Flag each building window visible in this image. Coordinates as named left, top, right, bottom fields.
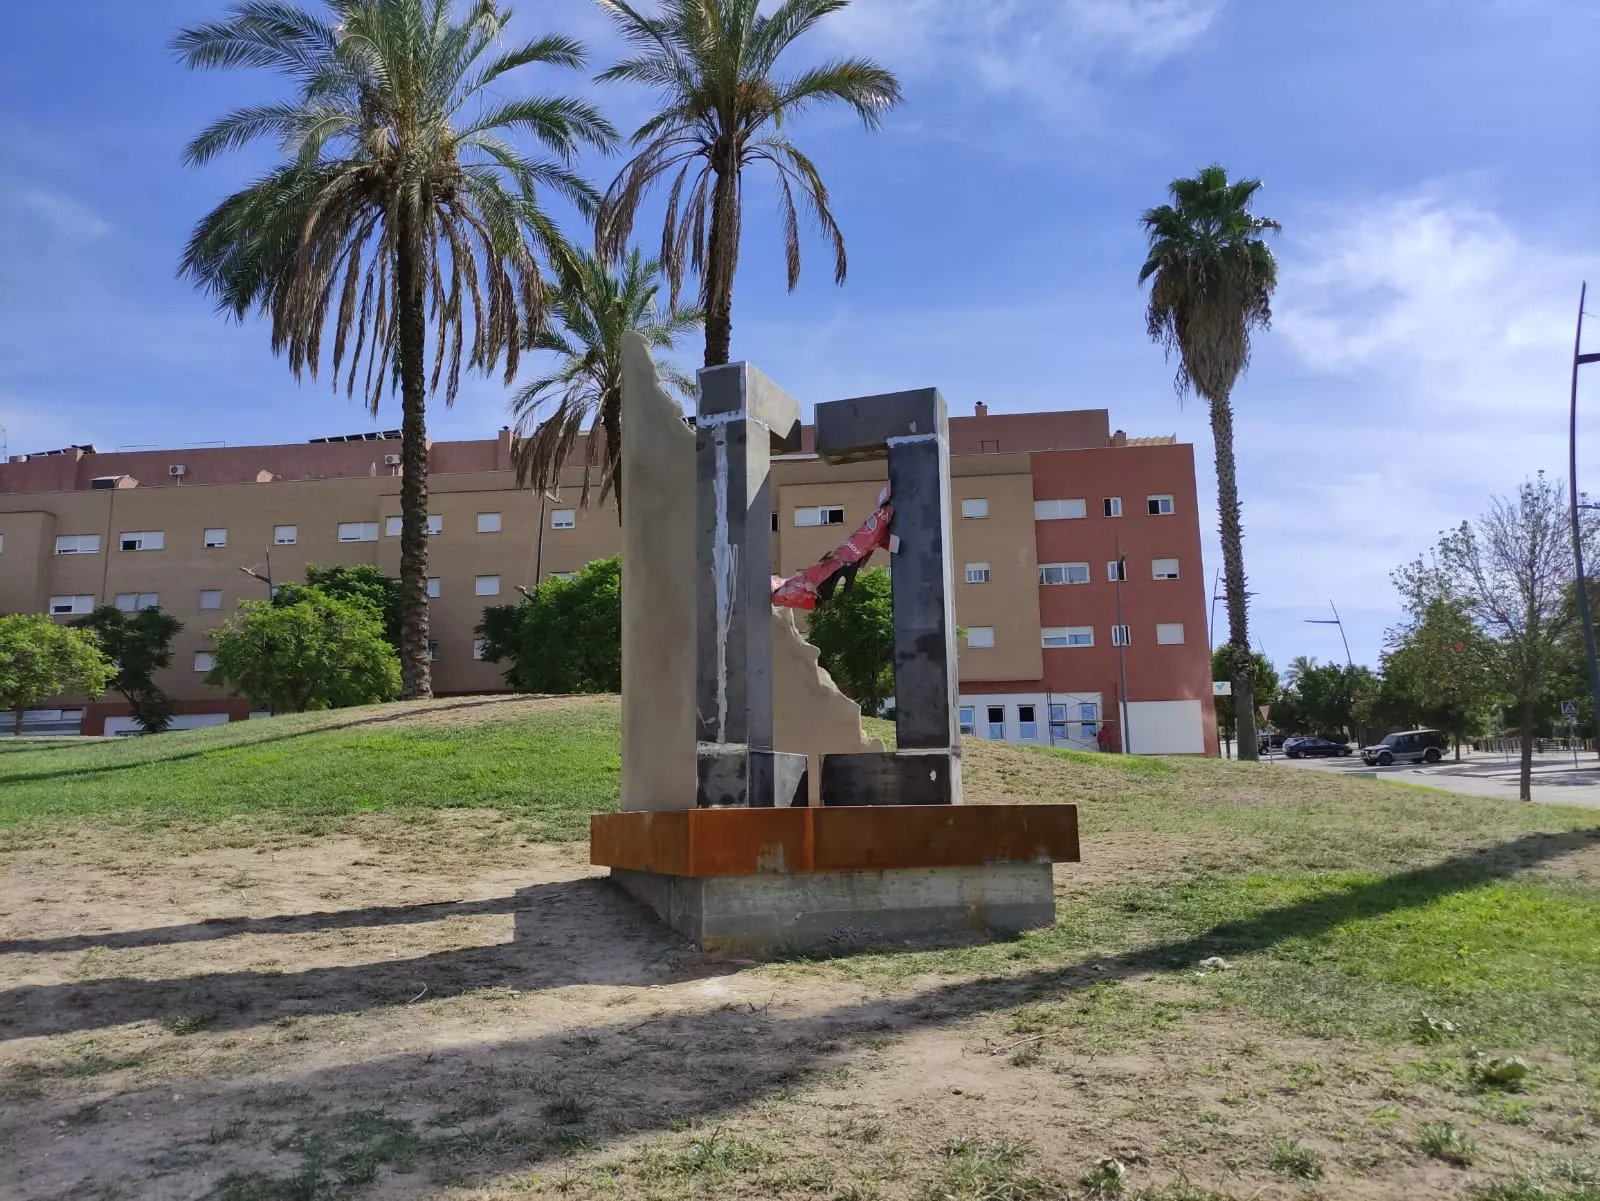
left=473, top=638, right=487, bottom=661
left=959, top=706, right=975, bottom=735
left=119, top=531, right=165, bottom=552
left=960, top=497, right=989, bottom=519
left=337, top=521, right=379, bottom=542
left=964, top=562, right=991, bottom=584
left=54, top=534, right=101, bottom=555
left=1039, top=562, right=1090, bottom=586
left=1034, top=498, right=1087, bottom=521
left=203, top=528, right=227, bottom=548
left=49, top=595, right=95, bottom=615
left=428, top=640, right=439, bottom=662
left=1107, top=559, right=1127, bottom=582
left=1156, top=622, right=1186, bottom=645
left=1112, top=624, right=1131, bottom=646
left=550, top=509, right=576, bottom=530
left=1153, top=558, right=1180, bottom=580
left=475, top=575, right=501, bottom=596
left=770, top=512, right=779, bottom=532
left=1018, top=704, right=1038, bottom=740
left=987, top=705, right=1005, bottom=739
left=1103, top=497, right=1122, bottom=517
left=114, top=592, right=160, bottom=612
left=966, top=626, right=995, bottom=648
left=1049, top=703, right=1069, bottom=742
left=426, top=577, right=441, bottom=598
left=1079, top=702, right=1100, bottom=742
left=274, top=525, right=298, bottom=545
left=477, top=512, right=502, bottom=533
left=199, top=589, right=223, bottom=611
left=428, top=514, right=443, bottom=535
left=194, top=652, right=215, bottom=672
left=1148, top=494, right=1175, bottom=515
left=384, top=516, right=401, bottom=537
left=0, top=534, right=4, bottom=554
left=979, top=438, right=1000, bottom=453
left=550, top=571, right=575, bottom=581
left=1042, top=626, right=1094, bottom=648
left=794, top=504, right=845, bottom=527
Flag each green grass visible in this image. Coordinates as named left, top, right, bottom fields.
left=0, top=698, right=619, bottom=838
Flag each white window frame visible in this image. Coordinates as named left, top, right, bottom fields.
left=964, top=562, right=991, bottom=584
left=1152, top=558, right=1181, bottom=580
left=203, top=528, right=227, bottom=549
left=960, top=497, right=989, bottom=520
left=476, top=512, right=502, bottom=534
left=1034, top=498, right=1087, bottom=521
left=1156, top=622, right=1186, bottom=645
left=337, top=521, right=379, bottom=543
left=427, top=640, right=439, bottom=662
left=1042, top=626, right=1094, bottom=648
left=550, top=509, right=576, bottom=530
left=1148, top=494, right=1175, bottom=516
left=427, top=514, right=443, bottom=535
left=472, top=638, right=487, bottom=661
left=474, top=574, right=501, bottom=597
left=1018, top=704, right=1038, bottom=741
left=384, top=516, right=401, bottom=537
left=114, top=592, right=160, bottom=612
left=194, top=652, right=215, bottom=672
left=1107, top=559, right=1127, bottom=582
left=118, top=531, right=165, bottom=552
left=426, top=577, right=441, bottom=598
left=273, top=525, right=298, bottom=546
left=49, top=595, right=95, bottom=615
left=958, top=706, right=976, bottom=735
left=793, top=504, right=845, bottom=527
left=966, top=626, right=995, bottom=648
left=199, top=589, right=223, bottom=611
left=986, top=705, right=1006, bottom=739
left=1039, top=562, right=1090, bottom=586
left=1112, top=624, right=1132, bottom=646
left=1103, top=497, right=1123, bottom=517
left=54, top=533, right=101, bottom=555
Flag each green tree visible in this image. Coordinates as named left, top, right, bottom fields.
left=174, top=0, right=615, bottom=701
left=477, top=557, right=621, bottom=692
left=1141, top=165, right=1280, bottom=760
left=0, top=616, right=115, bottom=736
left=509, top=248, right=701, bottom=512
left=805, top=567, right=894, bottom=716
left=69, top=606, right=184, bottom=734
left=1210, top=647, right=1277, bottom=754
left=594, top=0, right=901, bottom=367
left=274, top=564, right=400, bottom=648
left=1381, top=597, right=1499, bottom=758
left=208, top=592, right=400, bottom=713
left=1282, top=656, right=1381, bottom=744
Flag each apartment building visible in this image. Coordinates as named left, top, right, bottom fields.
left=0, top=404, right=1218, bottom=753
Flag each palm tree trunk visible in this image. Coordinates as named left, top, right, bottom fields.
left=395, top=191, right=432, bottom=700
left=703, top=158, right=738, bottom=368
left=1210, top=392, right=1258, bottom=760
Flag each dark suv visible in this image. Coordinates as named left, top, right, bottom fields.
left=1361, top=729, right=1449, bottom=766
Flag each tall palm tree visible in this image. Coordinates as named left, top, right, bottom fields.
left=592, top=0, right=901, bottom=367
left=1139, top=164, right=1280, bottom=761
left=173, top=0, right=616, bottom=698
left=509, top=247, right=702, bottom=512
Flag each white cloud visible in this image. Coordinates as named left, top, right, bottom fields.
left=14, top=188, right=111, bottom=241
left=821, top=0, right=1224, bottom=110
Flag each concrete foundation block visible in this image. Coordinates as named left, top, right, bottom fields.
left=611, top=862, right=1054, bottom=950
left=820, top=750, right=960, bottom=806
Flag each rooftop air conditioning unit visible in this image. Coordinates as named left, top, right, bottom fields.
left=384, top=454, right=401, bottom=466
left=168, top=464, right=187, bottom=477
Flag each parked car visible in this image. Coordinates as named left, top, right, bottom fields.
left=1285, top=736, right=1351, bottom=759
left=1361, top=729, right=1449, bottom=766
left=1253, top=731, right=1290, bottom=752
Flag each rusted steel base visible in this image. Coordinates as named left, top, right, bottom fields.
left=590, top=803, right=1079, bottom=878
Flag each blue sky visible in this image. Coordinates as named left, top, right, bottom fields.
left=1, top=0, right=1596, bottom=670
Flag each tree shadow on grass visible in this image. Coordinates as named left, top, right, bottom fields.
left=5, top=826, right=1597, bottom=1200
left=1, top=828, right=1595, bottom=1046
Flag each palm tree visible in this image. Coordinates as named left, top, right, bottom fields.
left=1139, top=164, right=1280, bottom=761
left=173, top=0, right=616, bottom=698
left=592, top=0, right=901, bottom=367
left=509, top=247, right=702, bottom=512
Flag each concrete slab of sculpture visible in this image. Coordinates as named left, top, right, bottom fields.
left=593, top=332, right=1079, bottom=949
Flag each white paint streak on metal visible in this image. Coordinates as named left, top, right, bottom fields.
left=711, top=426, right=735, bottom=742
left=885, top=433, right=939, bottom=446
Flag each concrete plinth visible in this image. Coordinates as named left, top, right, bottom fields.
left=611, top=862, right=1054, bottom=950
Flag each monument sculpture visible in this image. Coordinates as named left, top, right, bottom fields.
left=591, top=334, right=1079, bottom=948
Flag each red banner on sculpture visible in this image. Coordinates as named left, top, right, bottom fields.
left=771, top=486, right=894, bottom=610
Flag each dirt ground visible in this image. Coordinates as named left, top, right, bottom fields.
left=2, top=814, right=1591, bottom=1201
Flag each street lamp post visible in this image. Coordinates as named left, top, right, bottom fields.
left=1568, top=281, right=1600, bottom=755
left=1115, top=547, right=1131, bottom=754
left=1304, top=599, right=1353, bottom=668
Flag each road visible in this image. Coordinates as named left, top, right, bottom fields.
left=1263, top=747, right=1600, bottom=808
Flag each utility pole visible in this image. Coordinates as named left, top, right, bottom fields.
left=1568, top=281, right=1600, bottom=755
left=1115, top=545, right=1131, bottom=754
